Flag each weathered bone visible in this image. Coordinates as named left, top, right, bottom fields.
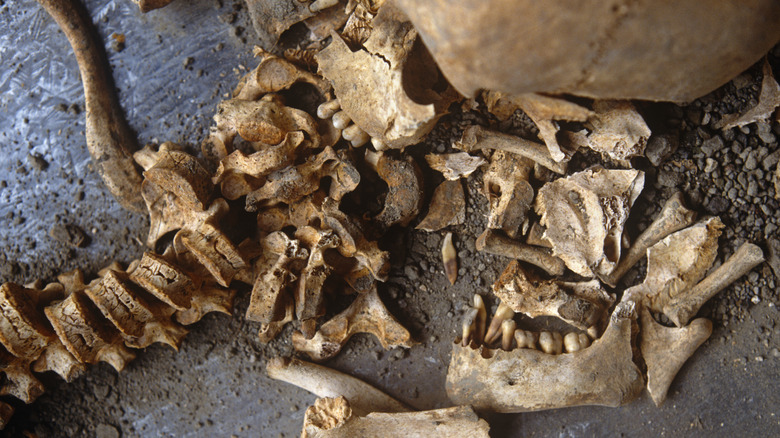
left=605, top=192, right=697, bottom=287
left=482, top=151, right=534, bottom=239
left=416, top=180, right=465, bottom=231
left=455, top=125, right=567, bottom=175
left=525, top=222, right=552, bottom=248
left=267, top=357, right=411, bottom=416
left=716, top=60, right=780, bottom=129
left=243, top=0, right=340, bottom=51
left=292, top=286, right=412, bottom=361
left=639, top=307, right=712, bottom=406
left=295, top=227, right=341, bottom=338
left=586, top=100, right=651, bottom=163
left=536, top=167, right=645, bottom=278
left=425, top=152, right=486, bottom=181
left=492, top=261, right=614, bottom=330
left=374, top=154, right=424, bottom=228
left=131, top=0, right=173, bottom=12
left=476, top=229, right=565, bottom=277
left=664, top=243, right=764, bottom=327
left=300, top=396, right=490, bottom=438
left=446, top=301, right=644, bottom=412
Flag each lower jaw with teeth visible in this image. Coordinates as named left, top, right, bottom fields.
left=446, top=301, right=644, bottom=413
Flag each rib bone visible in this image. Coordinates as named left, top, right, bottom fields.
left=476, top=229, right=565, bottom=277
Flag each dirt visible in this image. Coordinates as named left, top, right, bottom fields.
left=1, top=1, right=779, bottom=437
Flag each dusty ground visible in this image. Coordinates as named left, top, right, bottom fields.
left=1, top=1, right=779, bottom=437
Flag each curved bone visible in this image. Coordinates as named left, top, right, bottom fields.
left=300, top=396, right=490, bottom=438
left=446, top=301, right=644, bottom=412
left=267, top=357, right=411, bottom=416
left=425, top=152, right=486, bottom=181
left=292, top=286, right=412, bottom=361
left=455, top=126, right=567, bottom=175
left=586, top=100, right=651, bottom=163
left=476, top=229, right=565, bottom=277
left=416, top=180, right=465, bottom=232
left=536, top=167, right=645, bottom=278
left=374, top=154, right=424, bottom=228
left=639, top=307, right=712, bottom=406
left=482, top=151, right=534, bottom=239
left=36, top=0, right=145, bottom=212
left=492, top=261, right=614, bottom=330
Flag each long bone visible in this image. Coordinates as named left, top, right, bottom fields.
left=36, top=0, right=144, bottom=212
left=455, top=125, right=567, bottom=174
left=446, top=301, right=644, bottom=412
left=604, top=192, right=697, bottom=287
left=476, top=229, right=565, bottom=276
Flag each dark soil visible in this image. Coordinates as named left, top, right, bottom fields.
left=0, top=1, right=778, bottom=437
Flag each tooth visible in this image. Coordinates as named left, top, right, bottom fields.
left=539, top=331, right=554, bottom=354
left=342, top=123, right=363, bottom=142
left=552, top=332, right=563, bottom=354
left=317, top=99, right=341, bottom=119
left=484, top=302, right=515, bottom=345
left=350, top=130, right=371, bottom=148
left=587, top=325, right=599, bottom=340
left=332, top=110, right=352, bottom=129
left=578, top=333, right=591, bottom=349
left=309, top=0, right=339, bottom=13
left=442, top=232, right=458, bottom=285
left=513, top=330, right=530, bottom=349
left=563, top=332, right=581, bottom=353
left=461, top=307, right=479, bottom=347
left=473, top=295, right=487, bottom=344
left=501, top=320, right=516, bottom=351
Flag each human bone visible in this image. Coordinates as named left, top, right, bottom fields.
left=482, top=150, right=535, bottom=239
left=131, top=0, right=174, bottom=12
left=316, top=2, right=454, bottom=149
left=492, top=261, right=615, bottom=330
left=292, top=286, right=413, bottom=361
left=536, top=167, right=645, bottom=278
left=416, top=180, right=465, bottom=231
left=483, top=303, right=514, bottom=346
left=446, top=301, right=644, bottom=412
left=441, top=232, right=457, bottom=285
left=639, top=307, right=712, bottom=406
left=476, top=229, right=565, bottom=277
left=425, top=152, right=486, bottom=181
left=716, top=60, right=780, bottom=129
left=267, top=357, right=411, bottom=416
left=373, top=154, right=424, bottom=228
left=300, top=396, right=490, bottom=438
left=455, top=125, right=567, bottom=175
left=586, top=100, right=651, bottom=163
left=394, top=0, right=780, bottom=102
left=243, top=0, right=342, bottom=49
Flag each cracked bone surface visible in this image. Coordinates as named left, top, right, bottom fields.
left=416, top=180, right=465, bottom=231
left=292, top=285, right=413, bottom=361
left=455, top=125, right=567, bottom=174
left=482, top=150, right=535, bottom=239
left=243, top=0, right=342, bottom=49
left=639, top=307, right=712, bottom=406
left=300, top=396, right=490, bottom=438
left=586, top=100, right=651, bottom=163
left=395, top=0, right=780, bottom=102
left=267, top=357, right=410, bottom=416
left=493, top=261, right=614, bottom=330
left=536, top=167, right=645, bottom=278
left=447, top=301, right=644, bottom=412
left=316, top=1, right=454, bottom=149
left=605, top=191, right=697, bottom=287
left=476, top=229, right=565, bottom=277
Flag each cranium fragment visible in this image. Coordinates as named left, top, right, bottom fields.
left=492, top=261, right=615, bottom=330
left=536, top=167, right=645, bottom=278
left=292, top=285, right=413, bottom=361
left=447, top=301, right=644, bottom=412
left=395, top=0, right=780, bottom=102
left=482, top=151, right=534, bottom=239
left=300, top=396, right=490, bottom=438
left=244, top=0, right=343, bottom=49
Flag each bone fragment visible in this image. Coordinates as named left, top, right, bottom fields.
left=476, top=229, right=565, bottom=277
left=301, top=396, right=490, bottom=438
left=441, top=232, right=458, bottom=285
left=639, top=307, right=712, bottom=406
left=664, top=243, right=764, bottom=327
left=536, top=167, right=645, bottom=278
left=293, top=286, right=413, bottom=361
left=586, top=100, right=651, bottom=163
left=767, top=238, right=780, bottom=282
left=484, top=303, right=515, bottom=345
left=446, top=301, right=644, bottom=412
left=716, top=60, right=780, bottom=129
left=526, top=223, right=552, bottom=248
left=374, top=154, right=424, bottom=228
left=267, top=357, right=411, bottom=416
left=605, top=192, right=697, bottom=287
left=36, top=0, right=144, bottom=212
left=243, top=0, right=328, bottom=49
left=455, top=126, right=567, bottom=174
left=416, top=180, right=465, bottom=231
left=131, top=0, right=174, bottom=12
left=425, top=153, right=486, bottom=180
left=483, top=151, right=534, bottom=239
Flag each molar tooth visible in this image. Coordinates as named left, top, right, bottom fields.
left=484, top=302, right=515, bottom=345
left=587, top=325, right=599, bottom=340
left=332, top=111, right=352, bottom=129
left=552, top=332, right=563, bottom=354
left=317, top=99, right=341, bottom=119
left=578, top=333, right=591, bottom=349
left=473, top=295, right=487, bottom=345
left=461, top=308, right=479, bottom=347
left=501, top=320, right=516, bottom=351
left=563, top=332, right=581, bottom=353
left=513, top=330, right=530, bottom=349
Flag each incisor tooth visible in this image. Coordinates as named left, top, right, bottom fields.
left=501, top=320, right=516, bottom=351
left=563, top=332, right=581, bottom=353
left=484, top=302, right=515, bottom=345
